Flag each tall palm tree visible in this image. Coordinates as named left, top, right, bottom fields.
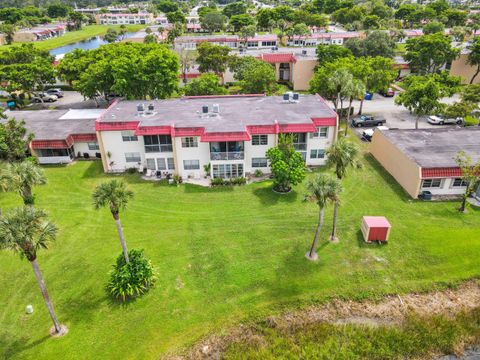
left=0, top=160, right=47, bottom=205
left=344, top=79, right=366, bottom=136
left=0, top=207, right=65, bottom=335
left=92, top=180, right=134, bottom=263
left=326, top=138, right=359, bottom=242
left=305, top=174, right=342, bottom=261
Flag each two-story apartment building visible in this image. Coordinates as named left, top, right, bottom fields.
left=96, top=94, right=338, bottom=179
left=95, top=12, right=154, bottom=25
left=286, top=32, right=361, bottom=47
left=174, top=34, right=278, bottom=50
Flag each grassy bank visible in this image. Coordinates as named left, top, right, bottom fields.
left=1, top=147, right=479, bottom=359
left=224, top=308, right=480, bottom=359
left=3, top=24, right=145, bottom=52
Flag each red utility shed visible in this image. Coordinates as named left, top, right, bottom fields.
left=361, top=216, right=391, bottom=243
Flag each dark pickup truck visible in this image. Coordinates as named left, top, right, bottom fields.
left=351, top=115, right=387, bottom=127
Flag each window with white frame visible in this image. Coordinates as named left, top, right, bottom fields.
left=311, top=127, right=329, bottom=138
left=181, top=137, right=198, bottom=148
left=157, top=158, right=166, bottom=170
left=121, top=131, right=138, bottom=142
left=125, top=152, right=141, bottom=163
left=422, top=179, right=443, bottom=188
left=144, top=135, right=173, bottom=153
left=183, top=160, right=200, bottom=170
left=167, top=157, right=175, bottom=170
left=252, top=157, right=268, bottom=168
left=452, top=178, right=468, bottom=187
left=88, top=142, right=99, bottom=150
left=212, top=163, right=243, bottom=178
left=252, top=134, right=268, bottom=145
left=146, top=158, right=156, bottom=170
left=310, top=149, right=325, bottom=159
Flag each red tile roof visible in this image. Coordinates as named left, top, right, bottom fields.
left=421, top=167, right=462, bottom=178
left=201, top=131, right=251, bottom=142
left=135, top=126, right=172, bottom=135
left=31, top=140, right=68, bottom=149
left=257, top=53, right=296, bottom=64
left=312, top=117, right=337, bottom=126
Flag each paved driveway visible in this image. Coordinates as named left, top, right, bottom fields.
left=53, top=91, right=110, bottom=109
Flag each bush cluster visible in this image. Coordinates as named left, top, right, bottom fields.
left=211, top=177, right=247, bottom=186
left=107, top=249, right=156, bottom=301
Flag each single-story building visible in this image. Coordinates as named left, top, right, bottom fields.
left=2, top=109, right=103, bottom=164
left=370, top=127, right=480, bottom=198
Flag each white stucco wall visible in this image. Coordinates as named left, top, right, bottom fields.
left=244, top=134, right=275, bottom=174
left=305, top=126, right=335, bottom=166
left=74, top=142, right=100, bottom=159
left=174, top=136, right=210, bottom=179
left=99, top=130, right=146, bottom=172
left=420, top=178, right=467, bottom=196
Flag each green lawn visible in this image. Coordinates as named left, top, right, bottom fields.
left=2, top=25, right=145, bottom=52
left=0, top=151, right=479, bottom=359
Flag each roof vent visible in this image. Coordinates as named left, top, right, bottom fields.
left=148, top=103, right=154, bottom=111
left=137, top=103, right=144, bottom=113
left=212, top=104, right=220, bottom=113
left=292, top=93, right=300, bottom=101
left=202, top=105, right=209, bottom=114
left=302, top=49, right=307, bottom=56
left=283, top=93, right=290, bottom=101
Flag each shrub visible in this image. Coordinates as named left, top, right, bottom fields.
left=126, top=167, right=137, bottom=174
left=211, top=177, right=226, bottom=186
left=172, top=174, right=183, bottom=184
left=107, top=249, right=156, bottom=301
left=230, top=177, right=247, bottom=185
left=211, top=177, right=247, bottom=186
left=464, top=115, right=480, bottom=127
left=254, top=169, right=264, bottom=177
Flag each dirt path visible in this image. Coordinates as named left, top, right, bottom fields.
left=171, top=280, right=480, bottom=359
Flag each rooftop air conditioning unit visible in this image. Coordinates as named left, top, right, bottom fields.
left=202, top=105, right=209, bottom=114
left=292, top=93, right=300, bottom=101
left=148, top=103, right=154, bottom=111
left=302, top=49, right=307, bottom=56
left=137, top=103, right=145, bottom=112
left=283, top=93, right=290, bottom=101
left=212, top=104, right=220, bottom=113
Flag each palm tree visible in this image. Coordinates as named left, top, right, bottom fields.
left=92, top=180, right=134, bottom=263
left=326, top=138, right=359, bottom=242
left=0, top=160, right=47, bottom=205
left=344, top=79, right=366, bottom=136
left=305, top=174, right=342, bottom=261
left=0, top=207, right=65, bottom=335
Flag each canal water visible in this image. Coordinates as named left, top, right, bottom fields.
left=49, top=32, right=135, bottom=56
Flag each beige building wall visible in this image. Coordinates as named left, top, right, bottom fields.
left=12, top=32, right=37, bottom=42
left=450, top=53, right=480, bottom=84
left=0, top=34, right=5, bottom=45
left=292, top=59, right=317, bottom=91
left=370, top=130, right=422, bottom=198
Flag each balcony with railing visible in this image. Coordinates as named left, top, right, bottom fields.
left=210, top=141, right=244, bottom=161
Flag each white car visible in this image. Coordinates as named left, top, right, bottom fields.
left=428, top=115, right=463, bottom=125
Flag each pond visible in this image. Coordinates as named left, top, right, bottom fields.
left=49, top=32, right=136, bottom=56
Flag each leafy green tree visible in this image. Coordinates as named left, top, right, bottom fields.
left=0, top=160, right=46, bottom=205
left=0, top=7, right=23, bottom=24
left=103, top=28, right=119, bottom=43
left=0, top=24, right=15, bottom=44
left=167, top=22, right=184, bottom=43
left=236, top=59, right=276, bottom=94
left=304, top=174, right=342, bottom=261
left=345, top=31, right=396, bottom=58
left=0, top=117, right=34, bottom=162
left=326, top=139, right=359, bottom=241
left=183, top=74, right=227, bottom=96
left=423, top=21, right=445, bottom=34
left=467, top=37, right=480, bottom=84
left=0, top=207, right=65, bottom=335
left=332, top=6, right=365, bottom=25
left=223, top=2, right=246, bottom=18
left=426, top=0, right=449, bottom=16
left=273, top=5, right=296, bottom=22
left=56, top=49, right=91, bottom=86
left=395, top=73, right=460, bottom=129
left=196, top=42, right=230, bottom=75
left=363, top=14, right=381, bottom=29
left=47, top=3, right=71, bottom=18
left=316, top=44, right=352, bottom=65
left=266, top=134, right=306, bottom=193
left=444, top=9, right=468, bottom=28
left=93, top=180, right=134, bottom=264
left=67, top=11, right=86, bottom=30
left=405, top=33, right=459, bottom=74
left=256, top=8, right=276, bottom=30
left=395, top=4, right=418, bottom=26
left=229, top=14, right=255, bottom=32
left=461, top=84, right=480, bottom=103
left=455, top=151, right=480, bottom=212
left=200, top=11, right=227, bottom=33
left=238, top=24, right=256, bottom=47
left=144, top=34, right=157, bottom=44
left=155, top=0, right=178, bottom=14
left=166, top=10, right=186, bottom=25
left=409, top=7, right=436, bottom=26
left=178, top=47, right=197, bottom=84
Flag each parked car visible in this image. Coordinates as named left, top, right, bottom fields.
left=32, top=93, right=58, bottom=103
left=352, top=115, right=387, bottom=127
left=379, top=88, right=395, bottom=97
left=427, top=115, right=463, bottom=125
left=46, top=88, right=64, bottom=98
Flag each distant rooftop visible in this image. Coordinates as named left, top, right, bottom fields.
left=99, top=95, right=337, bottom=133
left=3, top=109, right=102, bottom=140
left=379, top=128, right=480, bottom=168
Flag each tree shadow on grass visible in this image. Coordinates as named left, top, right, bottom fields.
left=252, top=186, right=299, bottom=206
left=80, top=160, right=107, bottom=179
left=1, top=333, right=51, bottom=359
left=363, top=154, right=413, bottom=203
left=60, top=289, right=109, bottom=322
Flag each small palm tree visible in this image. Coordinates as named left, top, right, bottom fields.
left=92, top=180, right=134, bottom=263
left=344, top=79, right=366, bottom=136
left=0, top=160, right=46, bottom=205
left=305, top=174, right=342, bottom=261
left=0, top=207, right=65, bottom=335
left=326, top=138, right=359, bottom=242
